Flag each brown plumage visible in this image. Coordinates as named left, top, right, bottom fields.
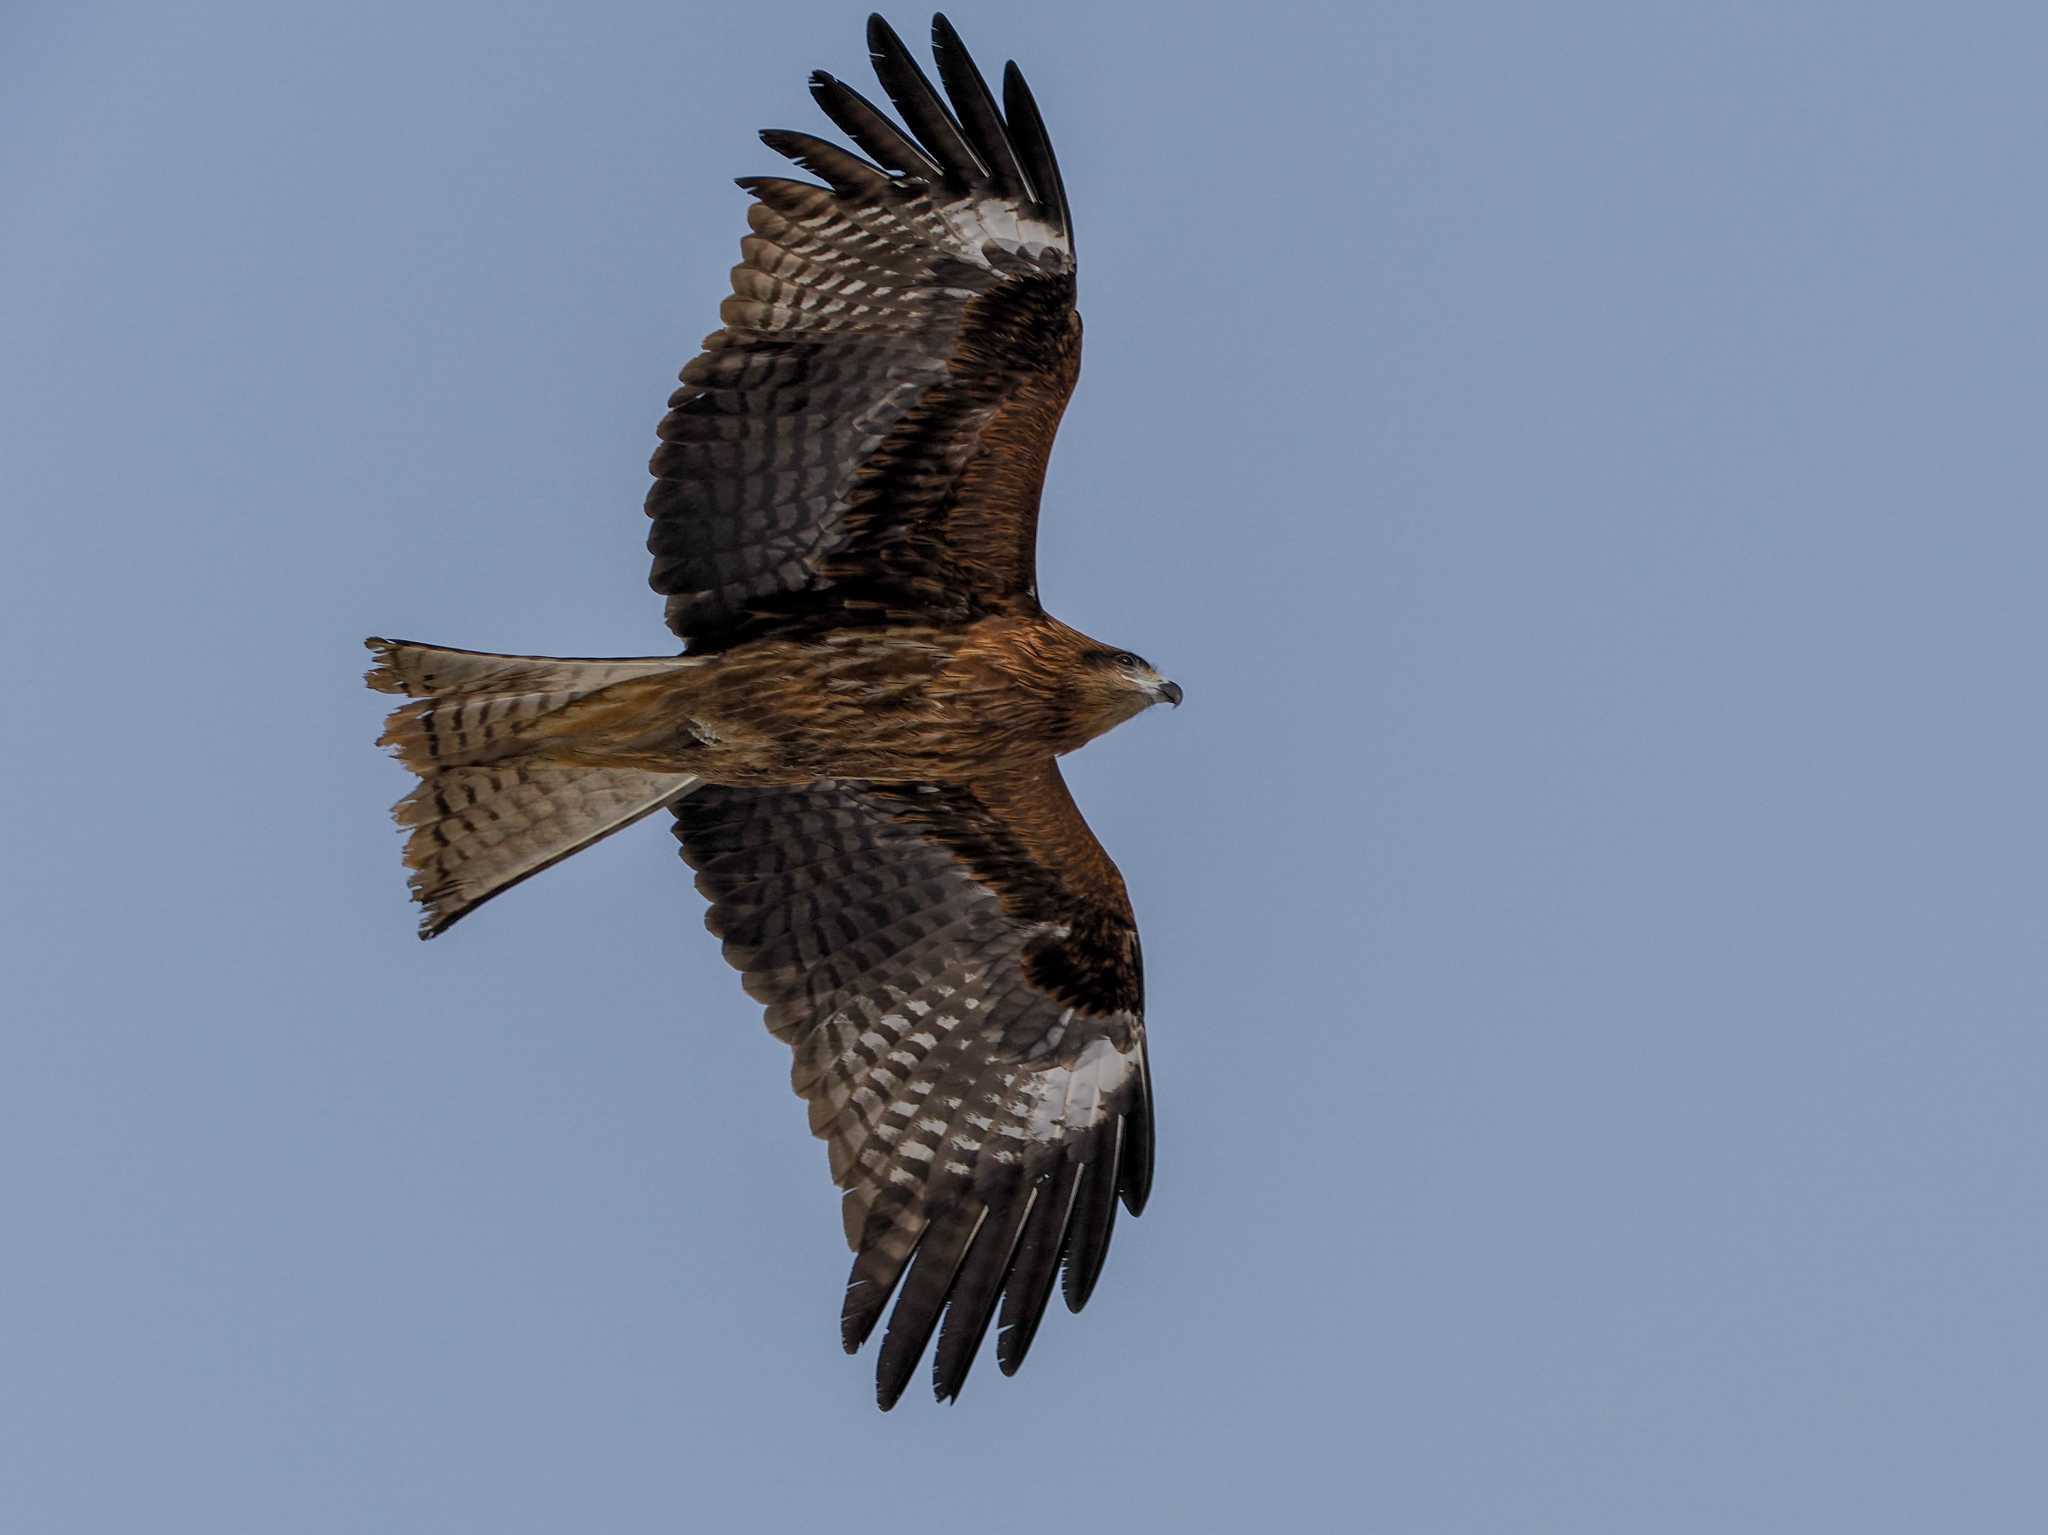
left=365, top=13, right=1178, bottom=1409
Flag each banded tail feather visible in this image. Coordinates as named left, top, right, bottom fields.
left=365, top=638, right=701, bottom=936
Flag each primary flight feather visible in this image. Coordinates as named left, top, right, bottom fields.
left=366, top=12, right=1179, bottom=1409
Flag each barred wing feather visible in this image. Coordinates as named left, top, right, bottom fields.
left=674, top=762, right=1152, bottom=1407
left=647, top=14, right=1081, bottom=653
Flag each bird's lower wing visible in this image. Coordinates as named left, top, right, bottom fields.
left=673, top=762, right=1152, bottom=1407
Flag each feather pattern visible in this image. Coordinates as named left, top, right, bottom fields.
left=674, top=762, right=1151, bottom=1406
left=646, top=14, right=1079, bottom=654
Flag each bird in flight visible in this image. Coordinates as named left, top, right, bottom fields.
left=366, top=13, right=1178, bottom=1408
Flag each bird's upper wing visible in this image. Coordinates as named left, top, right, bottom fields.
left=647, top=14, right=1081, bottom=654
left=673, top=761, right=1152, bottom=1407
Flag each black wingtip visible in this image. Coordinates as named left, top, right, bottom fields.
left=1120, top=1056, right=1156, bottom=1215
left=928, top=13, right=1028, bottom=198
left=1000, top=59, right=1072, bottom=239
left=809, top=61, right=942, bottom=180
left=841, top=1274, right=893, bottom=1355
left=862, top=10, right=983, bottom=185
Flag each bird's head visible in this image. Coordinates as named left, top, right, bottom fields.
left=1063, top=645, right=1182, bottom=745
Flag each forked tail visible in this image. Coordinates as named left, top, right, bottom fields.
left=365, top=638, right=701, bottom=936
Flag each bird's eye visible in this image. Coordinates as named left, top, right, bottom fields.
left=1114, top=651, right=1141, bottom=669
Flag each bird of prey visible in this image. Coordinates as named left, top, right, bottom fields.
left=365, top=13, right=1179, bottom=1408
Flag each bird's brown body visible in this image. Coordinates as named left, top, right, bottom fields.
left=367, top=15, right=1177, bottom=1409
left=532, top=615, right=1149, bottom=784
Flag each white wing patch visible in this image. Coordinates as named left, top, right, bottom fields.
left=1021, top=1035, right=1138, bottom=1140
left=934, top=193, right=1071, bottom=269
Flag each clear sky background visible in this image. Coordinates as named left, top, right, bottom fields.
left=6, top=2, right=2045, bottom=1529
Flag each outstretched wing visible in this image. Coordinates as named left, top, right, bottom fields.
left=647, top=14, right=1081, bottom=654
left=674, top=762, right=1152, bottom=1407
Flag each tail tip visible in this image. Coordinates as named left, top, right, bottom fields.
left=363, top=637, right=408, bottom=694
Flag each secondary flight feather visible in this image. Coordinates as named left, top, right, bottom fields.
left=366, top=12, right=1179, bottom=1408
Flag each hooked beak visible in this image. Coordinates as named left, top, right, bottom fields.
left=1155, top=680, right=1183, bottom=708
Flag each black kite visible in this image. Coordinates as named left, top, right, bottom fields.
left=366, top=13, right=1179, bottom=1408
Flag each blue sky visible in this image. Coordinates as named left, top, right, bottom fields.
left=6, top=2, right=2045, bottom=1529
